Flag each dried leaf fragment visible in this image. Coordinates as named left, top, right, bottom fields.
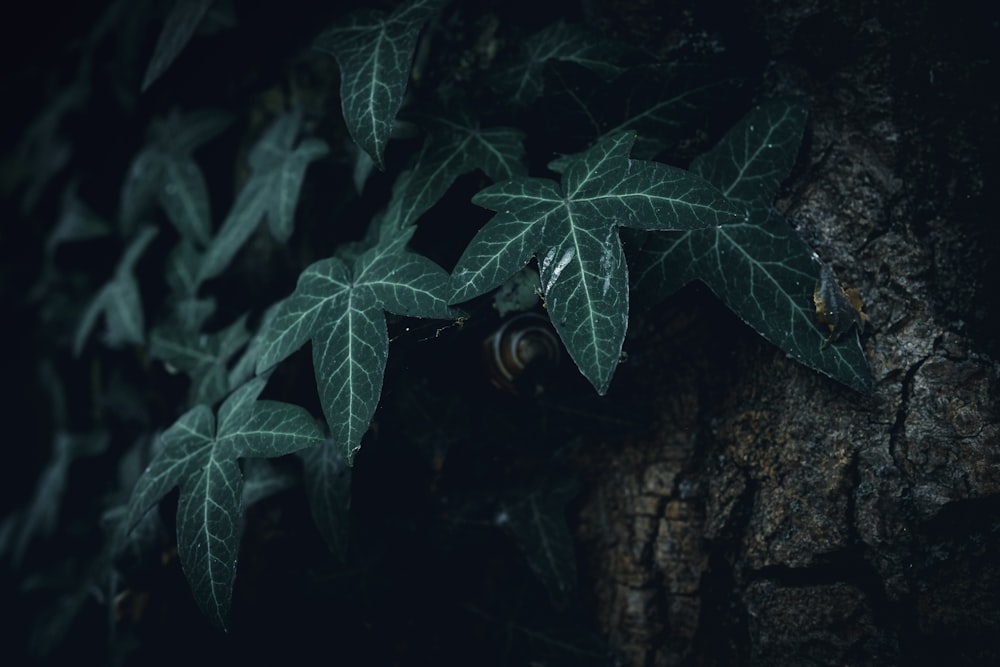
left=813, top=263, right=868, bottom=344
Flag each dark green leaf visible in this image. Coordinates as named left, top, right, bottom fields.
left=163, top=239, right=217, bottom=332
left=148, top=108, right=233, bottom=156
left=451, top=132, right=741, bottom=393
left=8, top=431, right=109, bottom=566
left=356, top=238, right=459, bottom=318
left=165, top=240, right=203, bottom=298
left=119, top=150, right=163, bottom=234
left=311, top=279, right=386, bottom=462
left=314, top=0, right=447, bottom=169
left=74, top=226, right=158, bottom=356
left=300, top=439, right=352, bottom=560
left=501, top=477, right=581, bottom=598
left=101, top=280, right=146, bottom=347
left=199, top=110, right=329, bottom=283
left=689, top=99, right=809, bottom=209
left=241, top=458, right=296, bottom=507
left=379, top=108, right=526, bottom=232
left=630, top=100, right=872, bottom=392
left=450, top=178, right=554, bottom=303
left=175, top=297, right=217, bottom=333
left=227, top=303, right=280, bottom=391
left=257, top=240, right=453, bottom=460
left=544, top=61, right=743, bottom=158
left=159, top=152, right=212, bottom=245
left=505, top=613, right=614, bottom=667
left=47, top=185, right=111, bottom=257
left=142, top=0, right=216, bottom=92
left=125, top=378, right=324, bottom=629
left=417, top=108, right=527, bottom=183
left=149, top=314, right=250, bottom=406
left=490, top=20, right=640, bottom=108
left=256, top=257, right=352, bottom=380
left=13, top=77, right=87, bottom=215
left=351, top=143, right=376, bottom=194
left=120, top=109, right=231, bottom=238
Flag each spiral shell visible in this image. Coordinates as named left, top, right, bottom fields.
left=483, top=312, right=561, bottom=395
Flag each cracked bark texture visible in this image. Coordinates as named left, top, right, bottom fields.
left=574, top=0, right=1000, bottom=665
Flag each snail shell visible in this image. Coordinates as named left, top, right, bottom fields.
left=483, top=312, right=561, bottom=395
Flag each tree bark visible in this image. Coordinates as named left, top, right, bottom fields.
left=573, top=1, right=1000, bottom=664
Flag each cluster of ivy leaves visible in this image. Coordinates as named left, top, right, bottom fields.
left=3, top=0, right=871, bottom=658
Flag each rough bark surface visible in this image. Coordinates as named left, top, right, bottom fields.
left=573, top=1, right=1000, bottom=664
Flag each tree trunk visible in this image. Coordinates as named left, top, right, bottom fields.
left=573, top=1, right=1000, bottom=664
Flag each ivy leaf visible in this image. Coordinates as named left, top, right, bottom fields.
left=8, top=430, right=109, bottom=566
left=314, top=0, right=447, bottom=169
left=300, top=439, right=352, bottom=560
left=74, top=226, right=158, bottom=356
left=120, top=109, right=232, bottom=242
left=415, top=107, right=527, bottom=183
left=12, top=77, right=87, bottom=215
left=690, top=100, right=808, bottom=209
left=46, top=185, right=111, bottom=258
left=490, top=20, right=640, bottom=109
left=240, top=458, right=296, bottom=508
left=165, top=239, right=203, bottom=298
left=2, top=364, right=109, bottom=565
left=544, top=61, right=743, bottom=158
left=630, top=100, right=872, bottom=392
left=149, top=314, right=251, bottom=406
left=141, top=0, right=216, bottom=92
left=159, top=154, right=213, bottom=245
left=227, top=303, right=280, bottom=392
left=163, top=240, right=216, bottom=332
left=149, top=108, right=234, bottom=155
left=256, top=239, right=454, bottom=461
left=450, top=131, right=741, bottom=394
left=351, top=142, right=377, bottom=194
left=199, top=110, right=329, bottom=283
left=120, top=150, right=162, bottom=233
left=500, top=477, right=581, bottom=599
left=124, top=378, right=324, bottom=629
left=394, top=109, right=527, bottom=230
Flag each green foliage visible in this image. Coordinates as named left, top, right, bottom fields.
left=121, top=109, right=232, bottom=241
left=2, top=362, right=109, bottom=567
left=141, top=0, right=216, bottom=93
left=299, top=438, right=352, bottom=560
left=499, top=476, right=582, bottom=598
left=543, top=61, right=742, bottom=159
left=451, top=131, right=742, bottom=393
left=314, top=0, right=449, bottom=169
left=73, top=226, right=159, bottom=355
left=125, top=378, right=324, bottom=628
left=490, top=20, right=638, bottom=108
left=199, top=109, right=329, bottom=282
left=629, top=100, right=872, bottom=392
left=7, top=0, right=873, bottom=658
left=400, top=106, right=528, bottom=222
left=255, top=232, right=454, bottom=461
left=149, top=312, right=251, bottom=406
